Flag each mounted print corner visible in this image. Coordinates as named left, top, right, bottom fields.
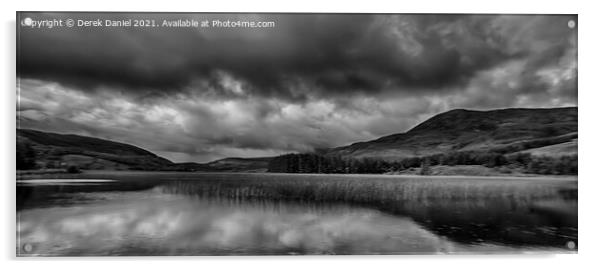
left=16, top=12, right=578, bottom=256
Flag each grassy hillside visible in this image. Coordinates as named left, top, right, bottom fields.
left=326, top=107, right=577, bottom=160
left=164, top=158, right=273, bottom=172
left=520, top=139, right=577, bottom=156
left=17, top=129, right=173, bottom=170
left=16, top=129, right=273, bottom=172
left=205, top=157, right=273, bottom=172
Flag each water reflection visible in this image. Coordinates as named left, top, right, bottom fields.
left=18, top=190, right=473, bottom=255
left=17, top=173, right=577, bottom=256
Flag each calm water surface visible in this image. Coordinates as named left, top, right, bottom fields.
left=16, top=172, right=578, bottom=256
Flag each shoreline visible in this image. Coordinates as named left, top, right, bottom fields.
left=16, top=169, right=578, bottom=182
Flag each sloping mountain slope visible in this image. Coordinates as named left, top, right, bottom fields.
left=326, top=107, right=577, bottom=160
left=205, top=157, right=273, bottom=172
left=17, top=129, right=173, bottom=170
left=17, top=129, right=273, bottom=171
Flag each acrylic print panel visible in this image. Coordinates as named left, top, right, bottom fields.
left=16, top=12, right=578, bottom=256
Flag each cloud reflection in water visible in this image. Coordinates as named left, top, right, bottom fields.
left=18, top=190, right=488, bottom=255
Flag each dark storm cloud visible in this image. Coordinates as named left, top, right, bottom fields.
left=18, top=13, right=575, bottom=101
left=17, top=13, right=577, bottom=162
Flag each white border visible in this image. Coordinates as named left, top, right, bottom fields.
left=2, top=0, right=601, bottom=268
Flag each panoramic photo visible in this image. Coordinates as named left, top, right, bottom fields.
left=16, top=12, right=577, bottom=256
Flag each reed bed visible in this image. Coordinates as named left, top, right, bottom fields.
left=155, top=174, right=576, bottom=206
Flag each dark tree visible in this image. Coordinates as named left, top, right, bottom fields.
left=16, top=141, right=36, bottom=170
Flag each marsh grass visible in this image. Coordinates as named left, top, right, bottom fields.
left=151, top=174, right=577, bottom=248
left=156, top=174, right=575, bottom=206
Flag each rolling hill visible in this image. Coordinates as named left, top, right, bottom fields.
left=325, top=107, right=577, bottom=160
left=17, top=129, right=273, bottom=171
left=17, top=129, right=174, bottom=170
left=205, top=157, right=273, bottom=172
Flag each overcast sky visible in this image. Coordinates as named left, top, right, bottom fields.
left=17, top=13, right=577, bottom=162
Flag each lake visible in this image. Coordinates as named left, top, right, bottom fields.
left=16, top=172, right=578, bottom=256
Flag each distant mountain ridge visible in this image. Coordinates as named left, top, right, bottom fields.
left=205, top=157, right=273, bottom=172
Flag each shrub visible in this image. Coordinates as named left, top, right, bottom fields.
left=66, top=165, right=81, bottom=174
left=16, top=142, right=36, bottom=170
left=419, top=159, right=432, bottom=175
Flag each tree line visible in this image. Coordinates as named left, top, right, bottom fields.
left=267, top=151, right=577, bottom=175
